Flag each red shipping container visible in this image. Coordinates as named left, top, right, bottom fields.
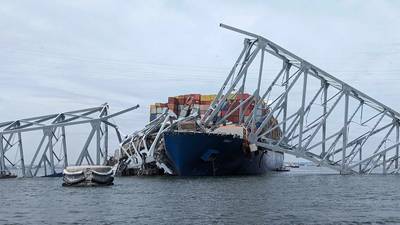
left=244, top=108, right=252, bottom=116
left=227, top=115, right=240, bottom=123
left=191, top=94, right=201, bottom=101
left=168, top=97, right=177, bottom=104
left=185, top=97, right=193, bottom=105
left=178, top=98, right=185, bottom=105
left=220, top=110, right=227, bottom=117
left=168, top=103, right=177, bottom=111
left=236, top=93, right=251, bottom=101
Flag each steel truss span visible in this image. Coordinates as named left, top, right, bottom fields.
left=201, top=24, right=400, bottom=174
left=0, top=103, right=139, bottom=177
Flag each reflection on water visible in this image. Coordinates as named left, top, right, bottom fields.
left=0, top=166, right=399, bottom=224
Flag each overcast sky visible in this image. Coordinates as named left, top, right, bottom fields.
left=1, top=1, right=400, bottom=162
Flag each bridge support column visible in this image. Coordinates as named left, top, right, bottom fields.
left=61, top=126, right=68, bottom=168
left=298, top=68, right=308, bottom=150
left=396, top=123, right=399, bottom=169
left=103, top=121, right=109, bottom=165
left=359, top=146, right=362, bottom=173
left=17, top=132, right=26, bottom=177
left=47, top=130, right=55, bottom=174
left=96, top=122, right=101, bottom=165
left=341, top=90, right=349, bottom=174
left=282, top=63, right=290, bottom=134
left=321, top=81, right=328, bottom=157
left=382, top=153, right=387, bottom=174
left=0, top=135, right=5, bottom=172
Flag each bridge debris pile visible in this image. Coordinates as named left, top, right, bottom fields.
left=116, top=93, right=282, bottom=176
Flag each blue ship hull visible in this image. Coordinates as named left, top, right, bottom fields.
left=163, top=131, right=284, bottom=176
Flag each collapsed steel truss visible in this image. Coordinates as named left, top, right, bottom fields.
left=0, top=103, right=138, bottom=177
left=201, top=24, right=400, bottom=174
left=119, top=110, right=200, bottom=174
left=119, top=24, right=400, bottom=175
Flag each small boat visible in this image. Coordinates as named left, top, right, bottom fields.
left=62, top=165, right=114, bottom=187
left=0, top=170, right=17, bottom=179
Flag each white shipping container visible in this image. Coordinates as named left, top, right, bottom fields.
left=212, top=125, right=244, bottom=138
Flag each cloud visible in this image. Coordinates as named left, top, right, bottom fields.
left=1, top=0, right=400, bottom=161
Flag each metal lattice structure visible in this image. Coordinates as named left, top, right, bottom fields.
left=119, top=110, right=200, bottom=174
left=201, top=24, right=400, bottom=174
left=117, top=24, right=400, bottom=175
left=0, top=103, right=139, bottom=177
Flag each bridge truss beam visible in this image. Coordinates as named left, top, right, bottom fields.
left=0, top=104, right=139, bottom=177
left=202, top=24, right=400, bottom=174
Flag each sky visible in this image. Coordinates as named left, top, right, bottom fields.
left=1, top=0, right=400, bottom=163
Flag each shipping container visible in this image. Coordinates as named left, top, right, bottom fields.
left=148, top=93, right=279, bottom=131
left=168, top=103, right=177, bottom=111
left=200, top=105, right=209, bottom=111
left=190, top=94, right=201, bottom=101
left=168, top=97, right=177, bottom=104
left=236, top=93, right=251, bottom=100
left=150, top=105, right=157, bottom=114
left=178, top=98, right=185, bottom=105
left=156, top=107, right=168, bottom=114
left=200, top=100, right=212, bottom=105
left=178, top=121, right=197, bottom=131
left=200, top=94, right=216, bottom=102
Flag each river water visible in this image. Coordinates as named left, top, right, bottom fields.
left=1, top=166, right=399, bottom=225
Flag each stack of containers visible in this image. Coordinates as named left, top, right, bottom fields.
left=167, top=97, right=178, bottom=115
left=151, top=93, right=256, bottom=123
left=220, top=93, right=253, bottom=123
left=150, top=104, right=157, bottom=121
left=200, top=94, right=216, bottom=117
left=150, top=94, right=205, bottom=121
left=189, top=94, right=201, bottom=115
left=150, top=94, right=273, bottom=128
left=149, top=103, right=169, bottom=121
left=149, top=93, right=282, bottom=139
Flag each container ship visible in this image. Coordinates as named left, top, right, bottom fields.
left=145, top=93, right=284, bottom=176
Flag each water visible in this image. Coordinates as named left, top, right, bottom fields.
left=1, top=167, right=400, bottom=225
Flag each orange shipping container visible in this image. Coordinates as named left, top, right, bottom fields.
left=200, top=100, right=212, bottom=105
